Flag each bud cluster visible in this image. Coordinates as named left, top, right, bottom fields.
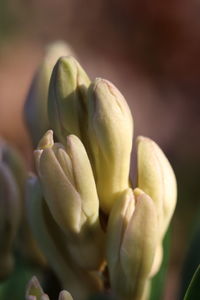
left=26, top=276, right=73, bottom=300
left=24, top=42, right=177, bottom=300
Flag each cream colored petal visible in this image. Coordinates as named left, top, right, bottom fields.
left=88, top=78, right=134, bottom=213
left=37, top=130, right=54, bottom=150
left=66, top=135, right=99, bottom=224
left=137, top=136, right=177, bottom=238
left=58, top=291, right=73, bottom=300
left=106, top=188, right=135, bottom=289
left=56, top=147, right=75, bottom=185
left=120, top=189, right=158, bottom=299
left=38, top=147, right=82, bottom=233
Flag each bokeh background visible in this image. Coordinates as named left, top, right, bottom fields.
left=0, top=1, right=200, bottom=299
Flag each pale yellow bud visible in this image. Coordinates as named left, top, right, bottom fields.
left=24, top=41, right=74, bottom=147
left=35, top=131, right=105, bottom=270
left=58, top=291, right=73, bottom=300
left=137, top=136, right=177, bottom=239
left=35, top=130, right=99, bottom=234
left=48, top=56, right=90, bottom=145
left=26, top=175, right=102, bottom=300
left=26, top=276, right=46, bottom=300
left=88, top=78, right=133, bottom=213
left=106, top=188, right=158, bottom=300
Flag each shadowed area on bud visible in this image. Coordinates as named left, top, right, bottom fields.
left=26, top=276, right=74, bottom=300
left=48, top=56, right=90, bottom=146
left=24, top=41, right=74, bottom=147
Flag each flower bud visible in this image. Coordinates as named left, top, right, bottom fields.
left=26, top=175, right=102, bottom=300
left=35, top=131, right=104, bottom=270
left=0, top=162, right=21, bottom=280
left=36, top=130, right=99, bottom=234
left=137, top=136, right=177, bottom=239
left=26, top=276, right=47, bottom=300
left=40, top=296, right=50, bottom=300
left=24, top=41, right=74, bottom=147
left=26, top=277, right=74, bottom=300
left=88, top=78, right=133, bottom=214
left=48, top=56, right=90, bottom=145
left=58, top=291, right=73, bottom=300
left=106, top=188, right=158, bottom=300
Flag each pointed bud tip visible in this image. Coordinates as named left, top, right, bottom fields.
left=136, top=135, right=152, bottom=144
left=26, top=276, right=44, bottom=298
left=57, top=55, right=77, bottom=67
left=37, top=130, right=54, bottom=150
left=66, top=134, right=79, bottom=143
left=27, top=275, right=41, bottom=288
left=26, top=296, right=36, bottom=300
left=66, top=134, right=82, bottom=152
left=91, top=77, right=132, bottom=119
left=59, top=290, right=73, bottom=300
left=55, top=56, right=82, bottom=79
left=41, top=294, right=50, bottom=300
left=93, top=78, right=117, bottom=93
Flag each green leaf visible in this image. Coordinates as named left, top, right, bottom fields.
left=178, top=209, right=200, bottom=299
left=183, top=264, right=200, bottom=300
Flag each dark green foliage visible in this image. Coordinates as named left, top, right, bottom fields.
left=0, top=253, right=41, bottom=300
left=183, top=265, right=200, bottom=300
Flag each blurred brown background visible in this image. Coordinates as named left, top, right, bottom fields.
left=0, top=1, right=200, bottom=299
